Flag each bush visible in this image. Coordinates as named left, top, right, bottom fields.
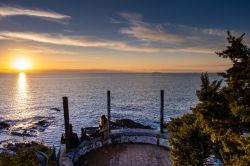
left=0, top=142, right=52, bottom=166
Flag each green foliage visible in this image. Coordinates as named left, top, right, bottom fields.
left=168, top=114, right=212, bottom=166
left=217, top=31, right=250, bottom=124
left=0, top=142, right=53, bottom=166
left=197, top=73, right=223, bottom=103
left=168, top=31, right=250, bottom=166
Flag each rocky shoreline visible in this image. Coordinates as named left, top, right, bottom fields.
left=0, top=117, right=54, bottom=138
left=1, top=117, right=158, bottom=149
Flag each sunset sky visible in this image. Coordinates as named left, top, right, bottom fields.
left=0, top=0, right=249, bottom=73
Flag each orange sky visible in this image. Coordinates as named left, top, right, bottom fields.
left=0, top=2, right=244, bottom=73
left=0, top=46, right=232, bottom=73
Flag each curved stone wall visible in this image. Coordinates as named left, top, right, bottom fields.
left=59, top=129, right=169, bottom=166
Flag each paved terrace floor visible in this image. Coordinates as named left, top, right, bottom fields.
left=75, top=143, right=172, bottom=166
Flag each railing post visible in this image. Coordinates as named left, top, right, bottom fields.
left=63, top=97, right=70, bottom=152
left=107, top=90, right=111, bottom=132
left=160, top=90, right=164, bottom=133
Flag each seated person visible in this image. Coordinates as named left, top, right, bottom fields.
left=99, top=114, right=109, bottom=140
left=90, top=113, right=109, bottom=140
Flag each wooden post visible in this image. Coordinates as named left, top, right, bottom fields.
left=107, top=90, right=111, bottom=132
left=160, top=90, right=164, bottom=133
left=63, top=97, right=70, bottom=152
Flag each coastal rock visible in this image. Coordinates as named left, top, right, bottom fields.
left=10, top=117, right=54, bottom=137
left=33, top=119, right=52, bottom=132
left=50, top=107, right=61, bottom=112
left=83, top=119, right=152, bottom=135
left=111, top=119, right=152, bottom=129
left=10, top=131, right=35, bottom=137
left=0, top=121, right=10, bottom=130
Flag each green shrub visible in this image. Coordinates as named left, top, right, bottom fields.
left=0, top=142, right=52, bottom=166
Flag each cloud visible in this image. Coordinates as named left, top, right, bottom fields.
left=0, top=31, right=131, bottom=50
left=119, top=12, right=185, bottom=44
left=0, top=6, right=70, bottom=21
left=0, top=31, right=143, bottom=52
left=114, top=12, right=250, bottom=53
left=0, top=9, right=243, bottom=55
left=163, top=22, right=244, bottom=38
left=117, top=13, right=243, bottom=43
left=0, top=35, right=6, bottom=39
left=8, top=46, right=77, bottom=55
left=0, top=9, right=230, bottom=54
left=0, top=31, right=214, bottom=54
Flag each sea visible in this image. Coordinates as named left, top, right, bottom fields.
left=0, top=73, right=220, bottom=147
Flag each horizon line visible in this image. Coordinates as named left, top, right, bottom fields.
left=0, top=68, right=223, bottom=74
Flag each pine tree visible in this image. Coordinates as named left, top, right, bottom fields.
left=216, top=31, right=250, bottom=124
left=168, top=32, right=250, bottom=165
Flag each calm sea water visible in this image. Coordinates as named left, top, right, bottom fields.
left=0, top=73, right=219, bottom=147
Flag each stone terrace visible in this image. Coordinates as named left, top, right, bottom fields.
left=75, top=143, right=172, bottom=166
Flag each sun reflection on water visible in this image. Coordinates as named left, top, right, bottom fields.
left=15, top=72, right=30, bottom=118
left=18, top=72, right=27, bottom=92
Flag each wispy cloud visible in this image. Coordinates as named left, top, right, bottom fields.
left=119, top=12, right=185, bottom=44
left=0, top=12, right=235, bottom=54
left=8, top=46, right=77, bottom=55
left=0, top=6, right=70, bottom=22
left=113, top=12, right=249, bottom=53
left=0, top=9, right=240, bottom=54
left=0, top=31, right=214, bottom=54
left=0, top=31, right=133, bottom=50
left=163, top=22, right=243, bottom=38
left=0, top=35, right=6, bottom=39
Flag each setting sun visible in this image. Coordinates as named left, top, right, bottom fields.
left=12, top=58, right=31, bottom=71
